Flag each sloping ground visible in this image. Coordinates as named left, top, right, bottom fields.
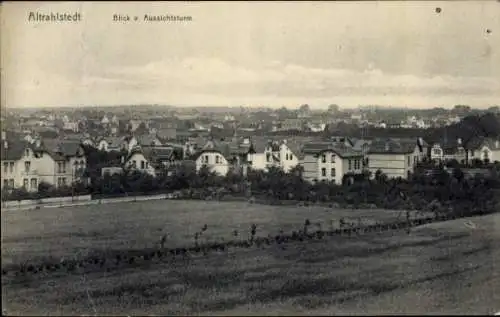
left=1, top=199, right=432, bottom=266
left=3, top=213, right=499, bottom=315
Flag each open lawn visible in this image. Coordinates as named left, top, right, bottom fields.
left=1, top=200, right=431, bottom=266
left=2, top=200, right=499, bottom=315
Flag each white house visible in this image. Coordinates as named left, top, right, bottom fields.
left=301, top=142, right=365, bottom=185
left=468, top=137, right=500, bottom=163
left=367, top=138, right=425, bottom=179
left=430, top=138, right=466, bottom=163
left=124, top=150, right=156, bottom=176
left=1, top=139, right=87, bottom=191
left=97, top=137, right=127, bottom=152
left=193, top=139, right=230, bottom=176
left=247, top=138, right=301, bottom=173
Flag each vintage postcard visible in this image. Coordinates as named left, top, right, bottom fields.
left=1, top=1, right=499, bottom=315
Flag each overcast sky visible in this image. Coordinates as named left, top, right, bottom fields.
left=2, top=1, right=499, bottom=109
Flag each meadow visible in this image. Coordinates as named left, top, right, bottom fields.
left=1, top=200, right=433, bottom=266
left=2, top=200, right=499, bottom=315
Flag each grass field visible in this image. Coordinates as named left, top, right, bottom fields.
left=2, top=200, right=499, bottom=315
left=1, top=200, right=432, bottom=266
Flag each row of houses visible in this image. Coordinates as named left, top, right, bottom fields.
left=2, top=132, right=500, bottom=192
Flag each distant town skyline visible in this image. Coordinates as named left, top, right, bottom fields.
left=2, top=1, right=499, bottom=109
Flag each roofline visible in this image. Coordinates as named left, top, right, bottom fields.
left=194, top=149, right=226, bottom=158
left=303, top=149, right=363, bottom=158
left=368, top=150, right=414, bottom=155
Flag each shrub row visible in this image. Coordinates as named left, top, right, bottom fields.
left=3, top=213, right=469, bottom=280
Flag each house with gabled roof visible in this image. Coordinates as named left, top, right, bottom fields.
left=39, top=139, right=88, bottom=187
left=1, top=140, right=42, bottom=191
left=301, top=141, right=365, bottom=184
left=193, top=138, right=231, bottom=176
left=429, top=138, right=466, bottom=163
left=123, top=147, right=156, bottom=177
left=1, top=138, right=87, bottom=191
left=96, top=136, right=127, bottom=152
left=247, top=137, right=303, bottom=173
left=466, top=137, right=500, bottom=163
left=367, top=138, right=425, bottom=179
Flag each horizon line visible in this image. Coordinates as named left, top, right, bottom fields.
left=4, top=103, right=499, bottom=111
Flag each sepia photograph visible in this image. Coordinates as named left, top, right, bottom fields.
left=1, top=1, right=500, bottom=315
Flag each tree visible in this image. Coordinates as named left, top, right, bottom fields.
left=299, top=104, right=310, bottom=115
left=327, top=104, right=339, bottom=114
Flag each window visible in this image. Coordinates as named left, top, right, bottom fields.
left=3, top=162, right=7, bottom=173
left=364, top=158, right=369, bottom=167
left=483, top=150, right=489, bottom=160
left=321, top=168, right=326, bottom=177
left=57, top=177, right=67, bottom=187
left=331, top=168, right=336, bottom=177
left=141, top=160, right=145, bottom=169
left=24, top=161, right=31, bottom=173
left=23, top=178, right=28, bottom=188
left=321, top=154, right=326, bottom=163
left=216, top=155, right=220, bottom=164
left=266, top=153, right=271, bottom=162
left=3, top=179, right=8, bottom=188
left=8, top=179, right=14, bottom=188
left=432, top=148, right=441, bottom=156
left=331, top=154, right=336, bottom=163
left=407, top=156, right=411, bottom=165
left=25, top=149, right=30, bottom=157
left=30, top=178, right=37, bottom=190
left=57, top=162, right=66, bottom=173
left=289, top=154, right=293, bottom=160
left=285, top=153, right=289, bottom=160
left=9, top=162, right=14, bottom=173
left=132, top=160, right=137, bottom=167
left=204, top=155, right=209, bottom=164
left=145, top=162, right=149, bottom=169
left=348, top=159, right=352, bottom=170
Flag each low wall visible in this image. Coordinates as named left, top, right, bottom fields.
left=98, top=194, right=167, bottom=204
left=2, top=195, right=92, bottom=208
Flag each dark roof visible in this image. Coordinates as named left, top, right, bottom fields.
left=40, top=139, right=85, bottom=159
left=368, top=139, right=417, bottom=155
left=103, top=137, right=125, bottom=146
left=156, top=128, right=177, bottom=141
left=302, top=142, right=363, bottom=158
left=1, top=141, right=34, bottom=161
left=136, top=134, right=162, bottom=146
left=142, top=147, right=183, bottom=168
